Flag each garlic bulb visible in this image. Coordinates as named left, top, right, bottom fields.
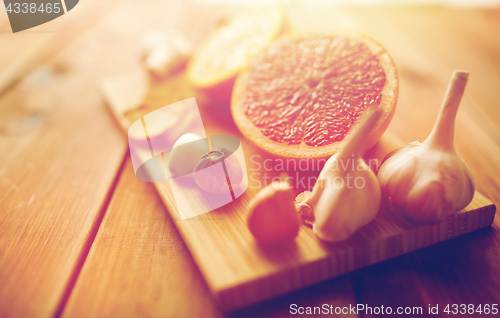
left=296, top=108, right=383, bottom=242
left=377, top=70, right=474, bottom=224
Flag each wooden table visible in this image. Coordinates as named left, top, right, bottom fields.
left=1, top=1, right=499, bottom=317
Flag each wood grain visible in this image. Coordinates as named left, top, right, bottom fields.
left=0, top=0, right=159, bottom=316
left=0, top=49, right=126, bottom=318
left=61, top=159, right=223, bottom=318
left=61, top=157, right=360, bottom=318
left=100, top=64, right=495, bottom=310
left=0, top=0, right=119, bottom=95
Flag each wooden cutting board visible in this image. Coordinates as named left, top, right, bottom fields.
left=100, top=70, right=496, bottom=312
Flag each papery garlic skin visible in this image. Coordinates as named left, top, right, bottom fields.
left=378, top=140, right=474, bottom=224
left=313, top=156, right=381, bottom=242
left=377, top=70, right=475, bottom=224
left=298, top=108, right=383, bottom=242
left=140, top=30, right=193, bottom=78
left=168, top=133, right=208, bottom=178
left=247, top=181, right=301, bottom=245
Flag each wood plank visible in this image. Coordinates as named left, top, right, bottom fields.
left=0, top=0, right=120, bottom=95
left=228, top=275, right=358, bottom=318
left=388, top=7, right=500, bottom=208
left=60, top=159, right=223, bottom=318
left=0, top=0, right=168, bottom=316
left=350, top=222, right=500, bottom=317
left=0, top=59, right=126, bottom=317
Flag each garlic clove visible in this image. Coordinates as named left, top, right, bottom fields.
left=313, top=160, right=381, bottom=242
left=247, top=181, right=301, bottom=245
left=298, top=108, right=384, bottom=242
left=140, top=30, right=193, bottom=79
left=377, top=70, right=475, bottom=224
left=168, top=133, right=209, bottom=178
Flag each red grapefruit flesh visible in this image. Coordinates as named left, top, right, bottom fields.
left=231, top=31, right=398, bottom=159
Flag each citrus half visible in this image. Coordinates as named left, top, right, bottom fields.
left=231, top=31, right=399, bottom=159
left=187, top=7, right=289, bottom=102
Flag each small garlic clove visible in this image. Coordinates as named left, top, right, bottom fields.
left=377, top=70, right=475, bottom=224
left=168, top=133, right=209, bottom=178
left=247, top=181, right=301, bottom=245
left=140, top=30, right=193, bottom=79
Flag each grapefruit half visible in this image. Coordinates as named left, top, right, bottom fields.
left=187, top=7, right=289, bottom=102
left=231, top=31, right=398, bottom=159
